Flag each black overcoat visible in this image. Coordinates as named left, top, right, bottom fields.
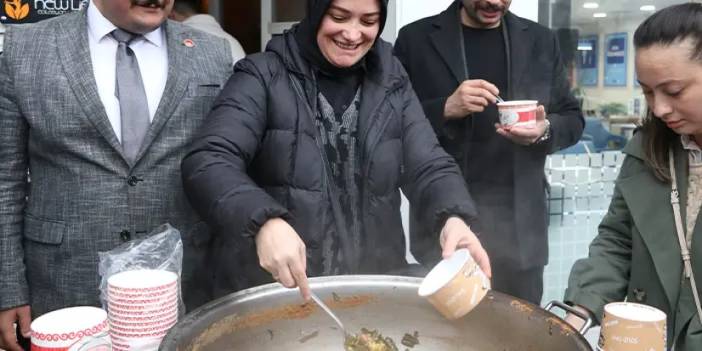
left=394, top=2, right=584, bottom=269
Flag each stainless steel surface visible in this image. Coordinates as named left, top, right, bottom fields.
left=309, top=291, right=350, bottom=339
left=161, top=275, right=592, bottom=351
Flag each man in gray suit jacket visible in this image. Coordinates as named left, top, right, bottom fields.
left=0, top=0, right=232, bottom=349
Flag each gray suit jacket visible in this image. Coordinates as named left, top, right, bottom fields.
left=0, top=11, right=233, bottom=316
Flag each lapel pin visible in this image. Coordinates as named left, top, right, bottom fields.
left=183, top=39, right=195, bottom=48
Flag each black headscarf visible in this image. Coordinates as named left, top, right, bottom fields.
left=294, top=0, right=388, bottom=75
left=294, top=0, right=388, bottom=117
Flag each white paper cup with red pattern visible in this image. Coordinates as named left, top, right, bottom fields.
left=110, top=335, right=163, bottom=351
left=107, top=270, right=178, bottom=293
left=497, top=100, right=538, bottom=128
left=417, top=249, right=491, bottom=320
left=30, top=306, right=110, bottom=351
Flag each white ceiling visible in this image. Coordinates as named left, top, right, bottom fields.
left=568, top=0, right=685, bottom=25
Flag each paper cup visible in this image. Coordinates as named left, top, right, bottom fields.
left=110, top=335, right=163, bottom=351
left=107, top=270, right=178, bottom=292
left=30, top=306, right=110, bottom=351
left=597, top=302, right=667, bottom=351
left=108, top=290, right=178, bottom=306
left=497, top=100, right=538, bottom=128
left=418, top=249, right=490, bottom=319
left=109, top=318, right=176, bottom=335
left=109, top=304, right=178, bottom=319
left=107, top=286, right=177, bottom=300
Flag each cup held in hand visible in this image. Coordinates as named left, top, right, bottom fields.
left=418, top=249, right=490, bottom=320
left=497, top=100, right=538, bottom=128
left=597, top=302, right=666, bottom=351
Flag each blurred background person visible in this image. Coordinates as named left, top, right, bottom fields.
left=565, top=3, right=702, bottom=349
left=170, top=0, right=245, bottom=64
left=394, top=0, right=583, bottom=304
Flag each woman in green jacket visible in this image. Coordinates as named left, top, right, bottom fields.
left=564, top=3, right=702, bottom=349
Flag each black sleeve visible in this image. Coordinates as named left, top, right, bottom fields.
left=542, top=30, right=584, bottom=153
left=396, top=69, right=477, bottom=235
left=394, top=27, right=465, bottom=141
left=181, top=58, right=290, bottom=240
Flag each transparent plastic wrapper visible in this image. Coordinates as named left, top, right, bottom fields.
left=98, top=223, right=184, bottom=316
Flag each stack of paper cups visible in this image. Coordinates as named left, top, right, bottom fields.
left=107, top=270, right=179, bottom=351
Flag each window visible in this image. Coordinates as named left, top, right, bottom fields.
left=541, top=0, right=686, bottom=307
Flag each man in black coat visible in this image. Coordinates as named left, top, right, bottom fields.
left=394, top=0, right=583, bottom=304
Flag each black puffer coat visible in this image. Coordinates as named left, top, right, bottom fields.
left=181, top=30, right=477, bottom=294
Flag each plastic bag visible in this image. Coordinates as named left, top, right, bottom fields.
left=98, top=223, right=184, bottom=316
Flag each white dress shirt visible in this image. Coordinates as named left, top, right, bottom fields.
left=87, top=0, right=168, bottom=143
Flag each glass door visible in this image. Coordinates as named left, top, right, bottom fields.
left=261, top=0, right=306, bottom=50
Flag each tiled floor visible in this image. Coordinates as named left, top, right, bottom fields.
left=542, top=151, right=624, bottom=305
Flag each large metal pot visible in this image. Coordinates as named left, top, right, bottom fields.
left=161, top=275, right=592, bottom=350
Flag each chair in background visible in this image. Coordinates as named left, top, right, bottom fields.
left=558, top=140, right=596, bottom=154
left=582, top=117, right=626, bottom=152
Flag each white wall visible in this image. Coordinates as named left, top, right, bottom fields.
left=397, top=0, right=455, bottom=28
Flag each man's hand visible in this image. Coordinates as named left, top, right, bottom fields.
left=0, top=305, right=31, bottom=351
left=439, top=216, right=492, bottom=278
left=444, top=79, right=499, bottom=119
left=255, top=218, right=311, bottom=301
left=495, top=105, right=548, bottom=145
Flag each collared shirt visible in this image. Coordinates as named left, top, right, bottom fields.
left=681, top=135, right=702, bottom=166
left=87, top=0, right=168, bottom=143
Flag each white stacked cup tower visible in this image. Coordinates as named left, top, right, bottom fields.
left=107, top=269, right=179, bottom=351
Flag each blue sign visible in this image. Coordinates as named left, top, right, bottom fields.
left=577, top=35, right=598, bottom=86
left=604, top=33, right=627, bottom=86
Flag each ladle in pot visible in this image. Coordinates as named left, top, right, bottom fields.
left=310, top=291, right=351, bottom=339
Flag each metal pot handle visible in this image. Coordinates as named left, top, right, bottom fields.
left=545, top=300, right=593, bottom=335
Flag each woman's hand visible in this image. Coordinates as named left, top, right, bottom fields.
left=255, top=218, right=311, bottom=301
left=439, top=216, right=492, bottom=278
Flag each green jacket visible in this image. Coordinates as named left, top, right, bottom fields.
left=565, top=132, right=702, bottom=350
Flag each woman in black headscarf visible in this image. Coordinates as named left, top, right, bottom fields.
left=182, top=0, right=491, bottom=300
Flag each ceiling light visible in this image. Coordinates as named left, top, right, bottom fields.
left=640, top=5, right=656, bottom=11
left=593, top=12, right=607, bottom=18
left=583, top=2, right=599, bottom=9
left=577, top=43, right=593, bottom=51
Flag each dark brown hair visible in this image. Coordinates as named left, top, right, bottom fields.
left=634, top=3, right=702, bottom=182
left=639, top=110, right=677, bottom=181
